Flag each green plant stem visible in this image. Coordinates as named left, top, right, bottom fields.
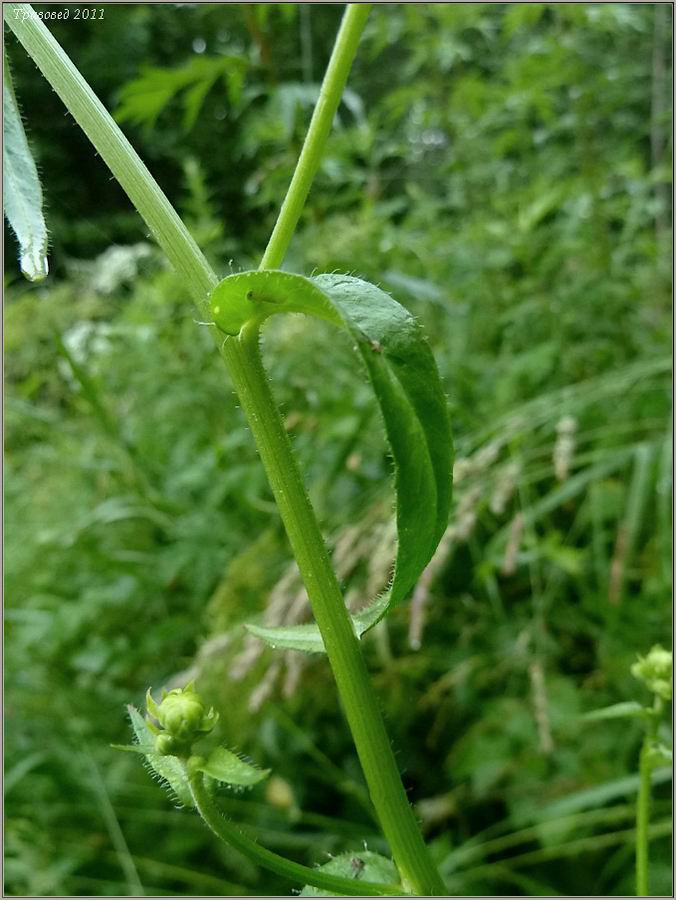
left=232, top=331, right=446, bottom=895
left=636, top=740, right=652, bottom=896
left=188, top=771, right=402, bottom=897
left=636, top=698, right=661, bottom=897
left=6, top=5, right=446, bottom=894
left=259, top=3, right=371, bottom=270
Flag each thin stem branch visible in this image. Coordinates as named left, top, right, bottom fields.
left=636, top=697, right=661, bottom=897
left=259, top=4, right=371, bottom=270
left=188, top=771, right=403, bottom=897
left=636, top=740, right=652, bottom=896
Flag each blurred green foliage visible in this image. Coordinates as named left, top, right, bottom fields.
left=5, top=3, right=672, bottom=896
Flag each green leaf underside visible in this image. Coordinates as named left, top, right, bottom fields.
left=3, top=51, right=48, bottom=281
left=196, top=746, right=270, bottom=787
left=210, top=271, right=453, bottom=653
left=126, top=706, right=194, bottom=807
left=299, top=851, right=401, bottom=897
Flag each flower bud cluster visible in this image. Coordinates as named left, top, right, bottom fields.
left=146, top=683, right=219, bottom=756
left=631, top=645, right=672, bottom=701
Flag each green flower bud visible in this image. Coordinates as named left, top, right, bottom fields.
left=145, top=683, right=219, bottom=756
left=159, top=692, right=207, bottom=738
left=631, top=645, right=672, bottom=701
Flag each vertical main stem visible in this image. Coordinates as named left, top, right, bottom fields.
left=636, top=698, right=661, bottom=898
left=635, top=739, right=651, bottom=897
left=225, top=334, right=445, bottom=895
left=253, top=7, right=444, bottom=890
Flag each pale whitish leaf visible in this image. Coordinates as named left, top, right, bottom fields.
left=126, top=706, right=194, bottom=807
left=210, top=271, right=453, bottom=653
left=194, top=746, right=270, bottom=787
left=3, top=51, right=48, bottom=281
left=299, top=851, right=400, bottom=897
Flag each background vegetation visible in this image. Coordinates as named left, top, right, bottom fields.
left=5, top=3, right=672, bottom=896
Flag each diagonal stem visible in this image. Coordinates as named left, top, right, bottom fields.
left=259, top=4, right=371, bottom=270
left=225, top=336, right=446, bottom=895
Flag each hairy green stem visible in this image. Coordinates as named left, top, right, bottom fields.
left=636, top=698, right=661, bottom=897
left=259, top=4, right=371, bottom=270
left=6, top=5, right=445, bottom=894
left=232, top=330, right=446, bottom=895
left=188, top=771, right=402, bottom=896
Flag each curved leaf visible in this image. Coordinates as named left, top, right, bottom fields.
left=210, top=270, right=453, bottom=652
left=3, top=51, right=48, bottom=281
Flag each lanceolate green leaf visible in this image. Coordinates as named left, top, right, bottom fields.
left=210, top=270, right=453, bottom=653
left=3, top=50, right=49, bottom=281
